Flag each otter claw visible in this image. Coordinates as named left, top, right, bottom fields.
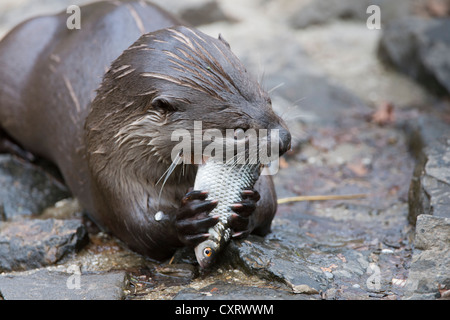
left=241, top=189, right=261, bottom=201
left=176, top=190, right=218, bottom=247
left=176, top=215, right=218, bottom=234
left=181, top=190, right=209, bottom=205
left=183, top=233, right=211, bottom=247
left=228, top=189, right=260, bottom=236
left=231, top=230, right=249, bottom=239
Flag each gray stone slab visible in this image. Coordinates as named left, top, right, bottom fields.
left=404, top=215, right=450, bottom=299
left=0, top=218, right=88, bottom=272
left=0, top=155, right=69, bottom=219
left=174, top=282, right=312, bottom=300
left=0, top=268, right=127, bottom=300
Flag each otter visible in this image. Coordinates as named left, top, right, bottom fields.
left=0, top=0, right=291, bottom=261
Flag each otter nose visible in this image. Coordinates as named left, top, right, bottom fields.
left=278, top=127, right=291, bottom=156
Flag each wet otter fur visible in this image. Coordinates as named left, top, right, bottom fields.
left=0, top=0, right=291, bottom=261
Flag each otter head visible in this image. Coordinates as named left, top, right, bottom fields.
left=85, top=26, right=290, bottom=225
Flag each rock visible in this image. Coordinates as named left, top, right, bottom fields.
left=291, top=284, right=319, bottom=295
left=291, top=19, right=430, bottom=109
left=404, top=214, right=450, bottom=299
left=415, top=215, right=450, bottom=251
left=286, top=0, right=419, bottom=29
left=151, top=0, right=230, bottom=26
left=0, top=268, right=127, bottom=300
left=419, top=139, right=450, bottom=218
left=224, top=224, right=329, bottom=295
left=379, top=16, right=450, bottom=95
left=0, top=218, right=88, bottom=272
left=40, top=198, right=83, bottom=220
left=221, top=207, right=412, bottom=299
left=228, top=237, right=327, bottom=295
left=408, top=138, right=450, bottom=225
left=0, top=155, right=70, bottom=220
left=174, top=281, right=309, bottom=300
left=153, top=263, right=197, bottom=286
left=403, top=108, right=450, bottom=157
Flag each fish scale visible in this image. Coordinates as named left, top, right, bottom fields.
left=193, top=159, right=260, bottom=268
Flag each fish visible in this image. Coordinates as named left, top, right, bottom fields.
left=193, top=159, right=261, bottom=269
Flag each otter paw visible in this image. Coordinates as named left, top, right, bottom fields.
left=176, top=190, right=219, bottom=247
left=229, top=189, right=260, bottom=239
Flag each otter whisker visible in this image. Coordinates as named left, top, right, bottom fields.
left=156, top=152, right=183, bottom=208
left=272, top=94, right=306, bottom=121
left=156, top=152, right=181, bottom=186
left=276, top=102, right=301, bottom=121
left=268, top=82, right=285, bottom=94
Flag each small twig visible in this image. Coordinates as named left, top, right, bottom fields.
left=277, top=194, right=367, bottom=204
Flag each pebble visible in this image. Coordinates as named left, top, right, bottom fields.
left=292, top=284, right=319, bottom=295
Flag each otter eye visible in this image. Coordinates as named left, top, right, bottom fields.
left=203, top=247, right=213, bottom=257
left=234, top=128, right=245, bottom=140
left=151, top=96, right=178, bottom=112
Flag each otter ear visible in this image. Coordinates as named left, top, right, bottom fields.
left=150, top=96, right=178, bottom=112
left=218, top=33, right=231, bottom=49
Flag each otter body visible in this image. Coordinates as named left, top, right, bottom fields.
left=0, top=1, right=177, bottom=219
left=0, top=1, right=290, bottom=261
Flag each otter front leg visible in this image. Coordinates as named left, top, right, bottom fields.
left=230, top=174, right=277, bottom=238
left=175, top=190, right=219, bottom=247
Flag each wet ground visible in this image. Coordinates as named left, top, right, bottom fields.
left=0, top=0, right=449, bottom=300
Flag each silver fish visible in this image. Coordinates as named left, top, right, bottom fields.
left=193, top=159, right=261, bottom=269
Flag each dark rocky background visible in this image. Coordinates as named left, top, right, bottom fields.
left=0, top=0, right=449, bottom=300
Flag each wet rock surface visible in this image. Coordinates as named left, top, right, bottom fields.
left=419, top=139, right=450, bottom=218
left=404, top=214, right=450, bottom=299
left=284, top=0, right=421, bottom=29
left=0, top=268, right=127, bottom=300
left=409, top=138, right=450, bottom=224
left=0, top=218, right=88, bottom=272
left=0, top=155, right=70, bottom=220
left=174, top=281, right=306, bottom=300
left=0, top=0, right=449, bottom=300
left=379, top=16, right=450, bottom=95
left=151, top=0, right=232, bottom=26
